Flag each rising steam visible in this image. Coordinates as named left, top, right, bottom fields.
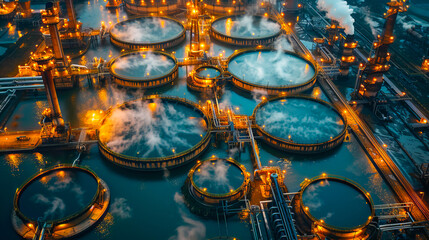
left=99, top=99, right=206, bottom=158
left=112, top=52, right=175, bottom=79
left=317, top=0, right=355, bottom=35
left=111, top=17, right=183, bottom=43
left=33, top=194, right=66, bottom=219
left=228, top=51, right=315, bottom=86
left=195, top=160, right=233, bottom=191
left=213, top=15, right=281, bottom=38
left=255, top=99, right=344, bottom=144
left=170, top=192, right=206, bottom=240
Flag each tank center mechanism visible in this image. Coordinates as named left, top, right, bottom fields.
left=98, top=96, right=211, bottom=170
left=31, top=48, right=71, bottom=143
left=12, top=165, right=110, bottom=239
left=187, top=65, right=224, bottom=95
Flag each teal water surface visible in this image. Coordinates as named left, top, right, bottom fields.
left=302, top=179, right=372, bottom=229
left=18, top=168, right=98, bottom=222
left=255, top=98, right=345, bottom=144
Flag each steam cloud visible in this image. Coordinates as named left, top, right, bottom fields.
left=110, top=198, right=132, bottom=219
left=317, top=0, right=355, bottom=35
left=228, top=51, right=315, bottom=86
left=43, top=172, right=85, bottom=205
left=99, top=99, right=206, bottom=158
left=170, top=192, right=206, bottom=240
left=274, top=35, right=294, bottom=52
left=112, top=52, right=175, bottom=79
left=213, top=15, right=281, bottom=38
left=111, top=17, right=183, bottom=43
left=33, top=194, right=66, bottom=219
left=195, top=160, right=234, bottom=192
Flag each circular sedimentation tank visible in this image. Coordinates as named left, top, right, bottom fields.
left=294, top=175, right=375, bottom=238
left=110, top=16, right=185, bottom=50
left=187, top=65, right=223, bottom=93
left=98, top=96, right=211, bottom=171
left=123, top=0, right=181, bottom=15
left=252, top=96, right=347, bottom=153
left=12, top=165, right=110, bottom=239
left=211, top=15, right=281, bottom=46
left=183, top=158, right=250, bottom=217
left=109, top=51, right=178, bottom=88
left=227, top=48, right=317, bottom=95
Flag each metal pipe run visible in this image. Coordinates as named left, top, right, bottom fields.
left=269, top=173, right=298, bottom=240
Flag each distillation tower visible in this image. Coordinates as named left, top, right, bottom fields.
left=339, top=35, right=357, bottom=76
left=355, top=0, right=408, bottom=98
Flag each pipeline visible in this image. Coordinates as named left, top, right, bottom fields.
left=268, top=173, right=298, bottom=240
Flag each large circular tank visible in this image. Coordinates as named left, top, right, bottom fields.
left=252, top=96, right=347, bottom=153
left=182, top=158, right=250, bottom=217
left=109, top=51, right=178, bottom=88
left=13, top=165, right=110, bottom=239
left=98, top=96, right=211, bottom=171
left=124, top=0, right=181, bottom=15
left=294, top=175, right=375, bottom=238
left=227, top=48, right=317, bottom=95
left=187, top=65, right=223, bottom=93
left=110, top=16, right=185, bottom=50
left=211, top=15, right=281, bottom=46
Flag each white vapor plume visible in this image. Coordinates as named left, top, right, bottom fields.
left=213, top=14, right=280, bottom=38
left=33, top=194, right=66, bottom=219
left=361, top=7, right=380, bottom=37
left=110, top=198, right=132, bottom=219
left=255, top=99, right=344, bottom=144
left=111, top=17, right=182, bottom=43
left=99, top=99, right=206, bottom=158
left=170, top=192, right=206, bottom=240
left=317, top=0, right=355, bottom=35
left=251, top=89, right=268, bottom=102
left=112, top=52, right=174, bottom=79
left=274, top=35, right=294, bottom=52
left=196, top=160, right=232, bottom=190
left=397, top=15, right=415, bottom=30
left=170, top=215, right=206, bottom=240
left=229, top=51, right=315, bottom=86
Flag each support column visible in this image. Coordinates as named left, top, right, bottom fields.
left=31, top=48, right=65, bottom=128
left=65, top=0, right=77, bottom=29
left=41, top=2, right=66, bottom=66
